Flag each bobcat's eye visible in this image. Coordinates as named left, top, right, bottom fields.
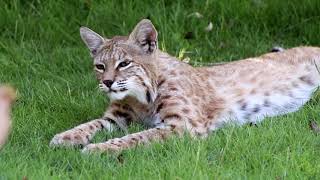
left=118, top=61, right=131, bottom=68
left=95, top=64, right=105, bottom=71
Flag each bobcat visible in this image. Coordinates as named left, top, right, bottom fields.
left=50, top=19, right=320, bottom=153
left=0, top=85, right=16, bottom=149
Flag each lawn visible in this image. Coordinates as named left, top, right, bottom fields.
left=1, top=0, right=320, bottom=179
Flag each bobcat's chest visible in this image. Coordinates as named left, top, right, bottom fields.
left=129, top=101, right=164, bottom=128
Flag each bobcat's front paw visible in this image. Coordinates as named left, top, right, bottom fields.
left=50, top=130, right=90, bottom=148
left=81, top=143, right=121, bottom=154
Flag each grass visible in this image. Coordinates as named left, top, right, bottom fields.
left=1, top=0, right=320, bottom=179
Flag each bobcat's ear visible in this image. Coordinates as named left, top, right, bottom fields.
left=129, top=19, right=158, bottom=54
left=80, top=27, right=105, bottom=56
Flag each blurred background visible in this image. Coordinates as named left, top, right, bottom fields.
left=1, top=0, right=320, bottom=63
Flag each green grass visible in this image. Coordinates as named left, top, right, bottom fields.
left=1, top=0, right=320, bottom=179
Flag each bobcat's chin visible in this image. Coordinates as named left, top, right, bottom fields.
left=108, top=88, right=150, bottom=105
left=109, top=91, right=127, bottom=101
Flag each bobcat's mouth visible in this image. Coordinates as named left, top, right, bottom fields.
left=110, top=88, right=128, bottom=93
left=99, top=84, right=127, bottom=93
left=98, top=79, right=153, bottom=104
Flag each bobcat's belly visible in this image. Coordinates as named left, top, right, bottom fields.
left=216, top=82, right=318, bottom=127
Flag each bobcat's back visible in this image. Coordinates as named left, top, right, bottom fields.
left=153, top=47, right=320, bottom=135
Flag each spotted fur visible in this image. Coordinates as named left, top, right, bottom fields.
left=50, top=19, right=320, bottom=153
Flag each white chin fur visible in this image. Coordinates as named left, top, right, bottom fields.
left=109, top=89, right=148, bottom=104
left=109, top=91, right=127, bottom=101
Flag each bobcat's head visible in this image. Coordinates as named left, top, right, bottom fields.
left=80, top=19, right=158, bottom=104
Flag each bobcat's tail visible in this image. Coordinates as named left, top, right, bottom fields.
left=270, top=46, right=285, bottom=53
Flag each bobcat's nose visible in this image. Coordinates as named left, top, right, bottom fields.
left=103, top=80, right=114, bottom=88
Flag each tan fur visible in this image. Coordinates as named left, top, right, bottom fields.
left=50, top=19, right=320, bottom=153
left=0, top=85, right=16, bottom=148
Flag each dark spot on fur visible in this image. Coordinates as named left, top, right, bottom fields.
left=167, top=102, right=179, bottom=107
left=74, top=135, right=81, bottom=140
left=161, top=95, right=171, bottom=100
left=91, top=49, right=97, bottom=55
left=112, top=111, right=130, bottom=118
left=169, top=87, right=178, bottom=91
left=157, top=79, right=166, bottom=87
left=110, top=142, right=120, bottom=146
left=105, top=117, right=116, bottom=124
left=250, top=89, right=257, bottom=94
left=179, top=96, right=188, bottom=104
left=156, top=103, right=164, bottom=113
left=112, top=103, right=121, bottom=108
left=97, top=121, right=105, bottom=129
left=89, top=125, right=94, bottom=130
left=146, top=90, right=151, bottom=103
left=159, top=132, right=167, bottom=140
left=123, top=105, right=133, bottom=111
left=182, top=108, right=190, bottom=113
left=299, top=75, right=314, bottom=86
left=170, top=124, right=177, bottom=129
left=244, top=113, right=251, bottom=120
left=163, top=113, right=181, bottom=120
left=120, top=88, right=128, bottom=92
left=62, top=135, right=71, bottom=140
left=264, top=92, right=270, bottom=96
left=237, top=99, right=244, bottom=104
left=240, top=102, right=247, bottom=111
left=190, top=121, right=198, bottom=127
left=126, top=117, right=132, bottom=123
left=137, top=75, right=146, bottom=87
left=169, top=71, right=177, bottom=76
left=253, top=105, right=260, bottom=113
left=193, top=98, right=200, bottom=104
left=263, top=99, right=271, bottom=107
